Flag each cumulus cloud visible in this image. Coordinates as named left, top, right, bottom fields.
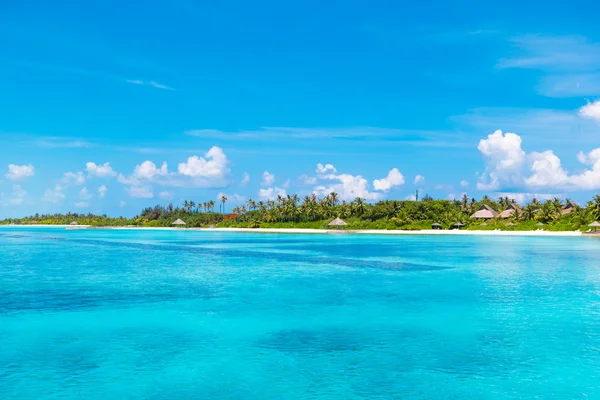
left=414, top=175, right=425, bottom=184
left=373, top=168, right=405, bottom=192
left=159, top=191, right=173, bottom=200
left=5, top=164, right=35, bottom=181
left=299, top=174, right=317, bottom=185
left=569, top=148, right=600, bottom=189
left=240, top=172, right=250, bottom=185
left=42, top=185, right=66, bottom=204
left=98, top=185, right=108, bottom=198
left=178, top=146, right=229, bottom=178
left=259, top=187, right=287, bottom=200
left=86, top=162, right=117, bottom=178
left=262, top=171, right=275, bottom=186
left=524, top=151, right=569, bottom=188
left=134, top=161, right=168, bottom=179
left=477, top=130, right=526, bottom=190
left=75, top=201, right=89, bottom=208
left=316, top=163, right=337, bottom=176
left=460, top=180, right=469, bottom=187
left=125, top=185, right=153, bottom=198
left=579, top=100, right=600, bottom=122
left=0, top=185, right=27, bottom=206
left=62, top=171, right=86, bottom=185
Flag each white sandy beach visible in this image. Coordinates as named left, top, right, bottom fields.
left=2, top=225, right=587, bottom=237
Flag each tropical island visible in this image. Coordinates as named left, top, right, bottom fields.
left=2, top=193, right=600, bottom=232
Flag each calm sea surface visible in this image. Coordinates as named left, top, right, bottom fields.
left=1, top=227, right=600, bottom=399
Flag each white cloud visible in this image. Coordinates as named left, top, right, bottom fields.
left=579, top=100, right=600, bottom=122
left=134, top=161, right=168, bottom=179
left=240, top=172, right=250, bottom=185
left=569, top=148, right=600, bottom=190
left=477, top=130, right=526, bottom=190
left=119, top=201, right=126, bottom=207
left=159, top=191, right=173, bottom=200
left=414, top=175, right=425, bottom=185
left=79, top=187, right=92, bottom=200
left=524, top=151, right=569, bottom=188
left=460, top=180, right=469, bottom=187
left=5, top=164, right=35, bottom=180
left=261, top=171, right=275, bottom=186
left=0, top=185, right=27, bottom=206
left=373, top=168, right=405, bottom=192
left=62, top=171, right=86, bottom=185
left=125, top=186, right=153, bottom=198
left=404, top=194, right=417, bottom=201
left=86, top=162, right=117, bottom=178
left=75, top=201, right=89, bottom=208
left=98, top=185, right=108, bottom=198
left=282, top=179, right=291, bottom=188
left=258, top=187, right=287, bottom=201
left=42, top=185, right=66, bottom=204
left=316, top=163, right=337, bottom=176
left=178, top=146, right=229, bottom=179
left=448, top=193, right=456, bottom=200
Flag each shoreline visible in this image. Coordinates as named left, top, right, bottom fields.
left=0, top=225, right=588, bottom=237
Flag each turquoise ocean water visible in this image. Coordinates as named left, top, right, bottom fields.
left=1, top=227, right=600, bottom=399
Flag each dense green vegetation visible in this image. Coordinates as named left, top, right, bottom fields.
left=2, top=193, right=600, bottom=231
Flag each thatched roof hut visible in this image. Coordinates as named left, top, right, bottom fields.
left=172, top=218, right=186, bottom=226
left=70, top=221, right=78, bottom=225
left=452, top=222, right=465, bottom=229
left=561, top=201, right=577, bottom=215
left=328, top=217, right=347, bottom=228
left=471, top=204, right=499, bottom=219
left=589, top=221, right=600, bottom=232
left=500, top=203, right=521, bottom=219
left=432, top=222, right=441, bottom=230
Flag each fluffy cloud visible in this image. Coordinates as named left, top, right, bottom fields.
left=98, top=185, right=108, bottom=198
left=579, top=100, right=600, bottom=122
left=42, top=185, right=66, bottom=204
left=460, top=180, right=470, bottom=187
left=373, top=168, right=405, bottom=192
left=86, top=162, right=117, bottom=178
left=316, top=163, right=337, bottom=176
left=134, top=161, right=168, bottom=179
left=259, top=187, right=287, bottom=200
left=0, top=185, right=27, bottom=206
left=178, top=146, right=229, bottom=178
left=159, top=191, right=173, bottom=200
left=5, top=164, right=35, bottom=181
left=524, top=151, right=569, bottom=188
left=414, top=175, right=425, bottom=184
left=477, top=130, right=526, bottom=190
left=75, top=201, right=89, bottom=208
left=262, top=171, right=275, bottom=186
left=299, top=174, right=317, bottom=185
left=62, top=171, right=86, bottom=185
left=240, top=172, right=250, bottom=186
left=476, top=127, right=600, bottom=191
left=125, top=186, right=153, bottom=198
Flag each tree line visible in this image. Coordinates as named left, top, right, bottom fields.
left=2, top=193, right=600, bottom=231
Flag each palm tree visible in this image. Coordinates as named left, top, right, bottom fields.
left=587, top=195, right=600, bottom=220
left=220, top=195, right=228, bottom=214
left=209, top=200, right=215, bottom=213
left=189, top=201, right=195, bottom=214
left=247, top=198, right=256, bottom=211
left=354, top=197, right=365, bottom=216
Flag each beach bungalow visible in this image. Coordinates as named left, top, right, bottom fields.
left=70, top=221, right=79, bottom=226
left=328, top=217, right=347, bottom=230
left=561, top=201, right=578, bottom=215
left=471, top=204, right=499, bottom=220
left=589, top=221, right=600, bottom=232
left=431, top=222, right=442, bottom=230
left=500, top=203, right=521, bottom=219
left=452, top=222, right=465, bottom=230
left=172, top=218, right=186, bottom=227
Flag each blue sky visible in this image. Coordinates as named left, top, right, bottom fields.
left=1, top=0, right=600, bottom=217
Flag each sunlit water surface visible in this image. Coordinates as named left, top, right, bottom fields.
left=1, top=227, right=600, bottom=399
